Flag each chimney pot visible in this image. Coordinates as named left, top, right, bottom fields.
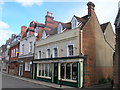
left=87, top=2, right=95, bottom=16
left=47, top=11, right=53, bottom=17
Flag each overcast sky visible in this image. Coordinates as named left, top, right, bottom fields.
left=0, top=0, right=119, bottom=46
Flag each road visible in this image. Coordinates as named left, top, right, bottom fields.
left=2, top=73, right=56, bottom=89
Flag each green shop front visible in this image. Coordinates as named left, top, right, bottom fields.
left=32, top=56, right=84, bottom=88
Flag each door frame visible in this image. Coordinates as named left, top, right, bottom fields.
left=18, top=64, right=23, bottom=76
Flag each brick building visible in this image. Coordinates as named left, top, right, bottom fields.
left=9, top=34, right=20, bottom=75
left=32, top=2, right=115, bottom=88
left=114, top=2, right=120, bottom=88
left=18, top=12, right=58, bottom=78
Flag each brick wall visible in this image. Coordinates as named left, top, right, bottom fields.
left=19, top=57, right=33, bottom=79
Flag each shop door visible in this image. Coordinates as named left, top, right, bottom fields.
left=54, top=63, right=58, bottom=84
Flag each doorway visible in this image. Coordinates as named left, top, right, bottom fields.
left=18, top=64, right=23, bottom=76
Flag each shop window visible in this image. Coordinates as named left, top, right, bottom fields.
left=49, top=64, right=52, bottom=77
left=66, top=63, right=70, bottom=79
left=42, top=64, right=44, bottom=76
left=37, top=63, right=52, bottom=78
left=45, top=64, right=48, bottom=76
left=60, top=62, right=77, bottom=81
left=39, top=64, right=41, bottom=76
left=72, top=63, right=77, bottom=80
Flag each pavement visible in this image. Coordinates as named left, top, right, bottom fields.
left=2, top=73, right=112, bottom=89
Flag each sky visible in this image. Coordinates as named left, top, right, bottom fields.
left=0, top=0, right=119, bottom=46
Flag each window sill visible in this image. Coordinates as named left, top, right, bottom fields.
left=25, top=70, right=31, bottom=72
left=37, top=76, right=51, bottom=79
left=61, top=79, right=77, bottom=83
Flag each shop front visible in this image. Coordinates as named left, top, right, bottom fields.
left=33, top=56, right=84, bottom=88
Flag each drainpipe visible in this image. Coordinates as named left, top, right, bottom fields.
left=80, top=29, right=83, bottom=55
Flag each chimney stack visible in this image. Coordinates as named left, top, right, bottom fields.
left=45, top=11, right=54, bottom=28
left=87, top=2, right=95, bottom=16
left=21, top=26, right=27, bottom=34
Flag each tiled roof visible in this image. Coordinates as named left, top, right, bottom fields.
left=60, top=22, right=71, bottom=29
left=100, top=22, right=110, bottom=33
left=74, top=15, right=89, bottom=29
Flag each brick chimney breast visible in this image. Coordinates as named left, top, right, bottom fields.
left=87, top=2, right=95, bottom=16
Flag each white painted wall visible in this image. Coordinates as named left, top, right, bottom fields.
left=19, top=35, right=36, bottom=58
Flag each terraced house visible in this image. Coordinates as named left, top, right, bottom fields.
left=18, top=12, right=58, bottom=78
left=32, top=2, right=115, bottom=88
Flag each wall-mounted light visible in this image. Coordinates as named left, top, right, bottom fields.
left=74, top=47, right=77, bottom=49
left=61, top=49, right=63, bottom=52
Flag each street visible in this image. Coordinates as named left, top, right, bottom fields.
left=2, top=73, right=56, bottom=89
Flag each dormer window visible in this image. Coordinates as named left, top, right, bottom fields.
left=57, top=23, right=63, bottom=33
left=71, top=17, right=78, bottom=29
left=41, top=31, right=47, bottom=39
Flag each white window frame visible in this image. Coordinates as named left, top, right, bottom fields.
left=60, top=62, right=77, bottom=82
left=53, top=47, right=58, bottom=58
left=46, top=48, right=50, bottom=58
left=25, top=62, right=30, bottom=71
left=16, top=48, right=18, bottom=57
left=67, top=43, right=74, bottom=56
left=29, top=42, right=33, bottom=53
left=71, top=17, right=78, bottom=29
left=37, top=63, right=52, bottom=79
left=57, top=23, right=63, bottom=33
left=41, top=31, right=47, bottom=39
left=22, top=44, right=24, bottom=55
left=38, top=50, right=42, bottom=59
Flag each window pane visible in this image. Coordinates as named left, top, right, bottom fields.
left=68, top=45, right=73, bottom=56
left=72, top=63, right=77, bottom=80
left=42, top=64, right=44, bottom=76
left=49, top=64, right=52, bottom=77
left=54, top=48, right=58, bottom=57
left=39, top=51, right=41, bottom=59
left=39, top=64, right=41, bottom=76
left=45, top=64, right=48, bottom=76
left=61, top=63, right=65, bottom=79
left=66, top=63, right=70, bottom=79
left=47, top=49, right=50, bottom=58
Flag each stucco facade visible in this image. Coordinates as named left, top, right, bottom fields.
left=19, top=35, right=36, bottom=78
left=35, top=28, right=80, bottom=59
